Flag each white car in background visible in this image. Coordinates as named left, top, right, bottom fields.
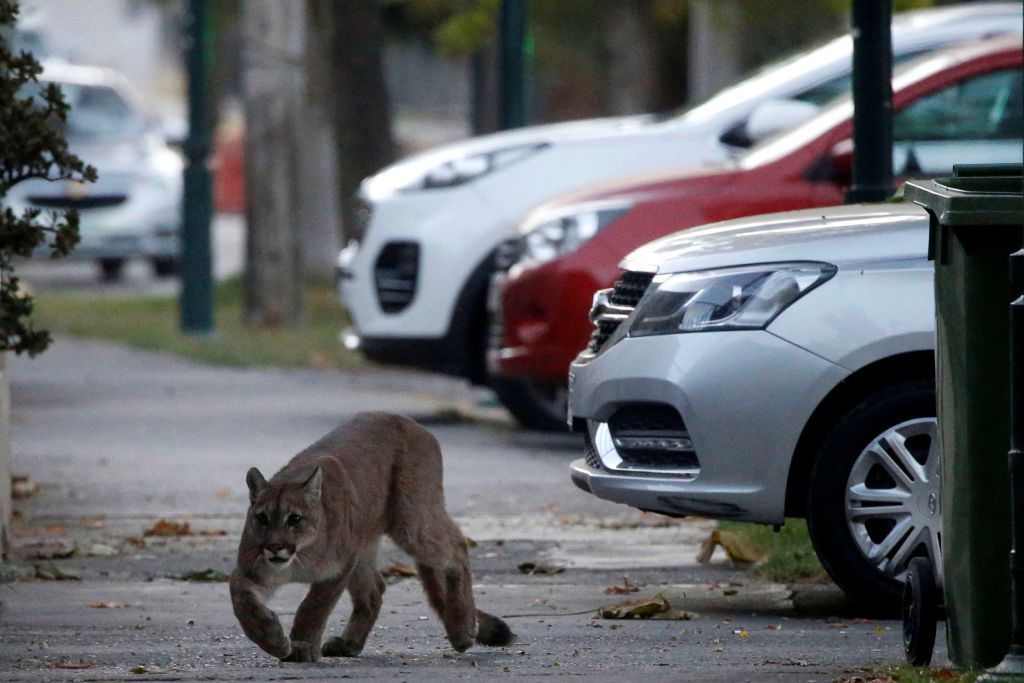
left=337, top=3, right=1021, bottom=420
left=7, top=61, right=183, bottom=281
left=568, top=201, right=940, bottom=608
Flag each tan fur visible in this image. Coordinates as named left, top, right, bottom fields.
left=229, top=412, right=515, bottom=662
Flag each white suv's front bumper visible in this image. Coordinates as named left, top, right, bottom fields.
left=568, top=330, right=848, bottom=524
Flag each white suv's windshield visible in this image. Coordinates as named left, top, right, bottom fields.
left=21, top=81, right=147, bottom=142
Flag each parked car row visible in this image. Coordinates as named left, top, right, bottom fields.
left=6, top=60, right=183, bottom=281
left=338, top=3, right=1024, bottom=607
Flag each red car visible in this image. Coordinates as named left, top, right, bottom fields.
left=488, top=38, right=1024, bottom=430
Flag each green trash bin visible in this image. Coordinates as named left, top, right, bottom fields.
left=904, top=164, right=1024, bottom=668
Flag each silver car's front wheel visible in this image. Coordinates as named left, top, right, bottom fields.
left=845, top=418, right=941, bottom=585
left=806, top=379, right=937, bottom=610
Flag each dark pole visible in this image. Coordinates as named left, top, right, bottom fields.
left=844, top=0, right=893, bottom=204
left=180, top=0, right=214, bottom=334
left=981, top=247, right=1024, bottom=681
left=499, top=0, right=526, bottom=130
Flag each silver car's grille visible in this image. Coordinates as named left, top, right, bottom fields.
left=608, top=404, right=699, bottom=470
left=586, top=270, right=654, bottom=354
left=28, top=194, right=128, bottom=210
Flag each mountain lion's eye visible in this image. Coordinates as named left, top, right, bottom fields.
left=287, top=514, right=302, bottom=527
left=255, top=513, right=269, bottom=526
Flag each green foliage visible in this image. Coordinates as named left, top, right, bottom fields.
left=0, top=0, right=95, bottom=355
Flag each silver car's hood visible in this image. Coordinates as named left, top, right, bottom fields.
left=622, top=202, right=931, bottom=274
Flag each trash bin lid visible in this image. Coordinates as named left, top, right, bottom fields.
left=904, top=164, right=1023, bottom=227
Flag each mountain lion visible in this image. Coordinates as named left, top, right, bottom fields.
left=229, top=412, right=515, bottom=661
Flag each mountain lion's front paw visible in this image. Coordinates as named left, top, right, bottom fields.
left=281, top=640, right=319, bottom=663
left=321, top=636, right=363, bottom=657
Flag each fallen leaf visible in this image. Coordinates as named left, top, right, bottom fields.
left=381, top=561, right=418, bottom=578
left=50, top=661, right=92, bottom=670
left=124, top=537, right=147, bottom=549
left=12, top=475, right=38, bottom=500
left=168, top=568, right=229, bottom=583
left=597, top=593, right=698, bottom=620
left=143, top=520, right=191, bottom=537
left=696, top=530, right=766, bottom=565
left=130, top=665, right=180, bottom=675
left=517, top=561, right=565, bottom=576
left=11, top=509, right=24, bottom=522
left=87, top=602, right=132, bottom=609
left=88, top=543, right=119, bottom=557
left=604, top=577, right=640, bottom=595
left=735, top=629, right=750, bottom=638
left=196, top=529, right=227, bottom=537
left=41, top=524, right=67, bottom=536
left=29, top=541, right=77, bottom=560
left=764, top=624, right=782, bottom=631
left=34, top=563, right=81, bottom=581
left=214, top=489, right=231, bottom=501
left=874, top=625, right=885, bottom=636
left=722, top=588, right=739, bottom=596
left=465, top=537, right=478, bottom=549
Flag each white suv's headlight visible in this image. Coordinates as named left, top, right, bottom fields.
left=518, top=200, right=633, bottom=266
left=419, top=143, right=549, bottom=190
left=630, top=262, right=836, bottom=336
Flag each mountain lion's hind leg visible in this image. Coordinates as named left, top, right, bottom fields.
left=322, top=549, right=385, bottom=657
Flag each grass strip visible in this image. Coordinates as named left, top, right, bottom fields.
left=33, top=277, right=366, bottom=370
left=717, top=518, right=829, bottom=584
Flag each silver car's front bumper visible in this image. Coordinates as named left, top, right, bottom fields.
left=568, top=330, right=849, bottom=524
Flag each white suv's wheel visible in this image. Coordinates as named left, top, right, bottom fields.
left=807, top=380, right=938, bottom=611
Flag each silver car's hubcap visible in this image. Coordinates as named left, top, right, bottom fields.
left=845, top=417, right=941, bottom=584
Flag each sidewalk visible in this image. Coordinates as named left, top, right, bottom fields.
left=0, top=338, right=941, bottom=680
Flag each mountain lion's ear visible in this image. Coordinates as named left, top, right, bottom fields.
left=246, top=467, right=268, bottom=504
left=302, top=465, right=323, bottom=500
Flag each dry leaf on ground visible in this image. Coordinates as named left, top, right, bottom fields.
left=695, top=530, right=767, bottom=565
left=603, top=577, right=640, bottom=595
left=87, top=602, right=132, bottom=609
left=88, top=543, right=119, bottom=557
left=168, top=568, right=229, bottom=582
left=597, top=593, right=698, bottom=620
left=196, top=529, right=227, bottom=537
left=50, top=661, right=93, bottom=670
left=34, top=563, right=81, bottom=581
left=12, top=475, right=39, bottom=500
left=124, top=537, right=147, bottom=549
left=517, top=561, right=565, bottom=575
left=381, top=561, right=418, bottom=578
left=144, top=520, right=191, bottom=537
left=29, top=541, right=77, bottom=560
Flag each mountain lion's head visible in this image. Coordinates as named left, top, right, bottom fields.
left=244, top=466, right=323, bottom=569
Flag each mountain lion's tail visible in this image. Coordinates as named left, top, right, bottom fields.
left=475, top=610, right=516, bottom=647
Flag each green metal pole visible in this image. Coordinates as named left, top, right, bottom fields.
left=180, top=0, right=214, bottom=334
left=845, top=0, right=893, bottom=204
left=499, top=0, right=526, bottom=130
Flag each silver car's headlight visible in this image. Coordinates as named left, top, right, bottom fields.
left=630, top=262, right=836, bottom=337
left=420, top=143, right=549, bottom=190
left=518, top=201, right=633, bottom=266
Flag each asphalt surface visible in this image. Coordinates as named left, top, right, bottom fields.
left=0, top=337, right=948, bottom=681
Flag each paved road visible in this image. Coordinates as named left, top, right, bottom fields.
left=0, top=339, right=945, bottom=680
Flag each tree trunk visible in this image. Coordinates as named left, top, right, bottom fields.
left=295, top=0, right=341, bottom=279
left=603, top=0, right=657, bottom=115
left=318, top=0, right=396, bottom=243
left=242, top=0, right=305, bottom=327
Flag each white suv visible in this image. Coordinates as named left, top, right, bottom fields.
left=337, top=4, right=1021, bottom=406
left=568, top=201, right=940, bottom=607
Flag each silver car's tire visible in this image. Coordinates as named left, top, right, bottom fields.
left=807, top=380, right=937, bottom=611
